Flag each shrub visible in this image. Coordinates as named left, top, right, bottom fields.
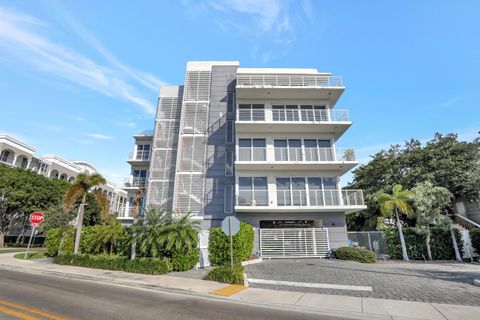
left=385, top=227, right=463, bottom=260
left=171, top=248, right=199, bottom=272
left=207, top=265, right=244, bottom=284
left=54, top=254, right=172, bottom=275
left=470, top=229, right=480, bottom=256
left=209, top=222, right=254, bottom=266
left=45, top=227, right=75, bottom=256
left=336, top=247, right=377, bottom=263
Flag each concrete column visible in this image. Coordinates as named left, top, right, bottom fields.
left=12, top=154, right=18, bottom=167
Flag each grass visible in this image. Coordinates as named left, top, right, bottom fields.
left=13, top=252, right=47, bottom=260
left=0, top=247, right=46, bottom=253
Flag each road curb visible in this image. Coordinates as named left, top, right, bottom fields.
left=473, top=279, right=480, bottom=287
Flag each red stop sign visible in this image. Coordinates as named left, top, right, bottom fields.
left=29, top=212, right=45, bottom=226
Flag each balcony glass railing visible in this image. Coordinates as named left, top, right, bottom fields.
left=236, top=147, right=356, bottom=162
left=237, top=74, right=343, bottom=88
left=236, top=108, right=349, bottom=122
left=128, top=151, right=151, bottom=161
left=236, top=189, right=364, bottom=207
left=238, top=147, right=267, bottom=161
left=124, top=177, right=147, bottom=188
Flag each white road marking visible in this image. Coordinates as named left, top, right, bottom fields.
left=247, top=278, right=373, bottom=292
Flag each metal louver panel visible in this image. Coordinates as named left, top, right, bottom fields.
left=260, top=228, right=330, bottom=258
left=184, top=71, right=211, bottom=101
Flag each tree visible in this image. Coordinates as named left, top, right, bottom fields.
left=159, top=212, right=199, bottom=253
left=42, top=205, right=76, bottom=232
left=0, top=164, right=68, bottom=247
left=135, top=207, right=169, bottom=258
left=411, top=181, right=453, bottom=260
left=92, top=216, right=124, bottom=254
left=348, top=133, right=480, bottom=230
left=377, top=184, right=414, bottom=261
left=63, top=173, right=109, bottom=255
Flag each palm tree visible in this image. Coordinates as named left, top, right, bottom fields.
left=64, top=173, right=109, bottom=255
left=130, top=187, right=145, bottom=260
left=93, top=216, right=124, bottom=254
left=135, top=207, right=169, bottom=258
left=377, top=184, right=414, bottom=261
left=159, top=212, right=200, bottom=253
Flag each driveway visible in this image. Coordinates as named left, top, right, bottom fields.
left=245, top=259, right=480, bottom=306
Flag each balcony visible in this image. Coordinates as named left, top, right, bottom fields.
left=123, top=177, right=147, bottom=188
left=127, top=150, right=151, bottom=164
left=235, top=147, right=357, bottom=173
left=235, top=189, right=366, bottom=214
left=235, top=108, right=351, bottom=138
left=236, top=74, right=345, bottom=102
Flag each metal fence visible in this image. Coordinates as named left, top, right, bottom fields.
left=347, top=231, right=388, bottom=257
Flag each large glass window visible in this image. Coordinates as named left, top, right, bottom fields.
left=272, top=104, right=328, bottom=122
left=276, top=178, right=291, bottom=206
left=238, top=104, right=264, bottom=121
left=273, top=139, right=302, bottom=161
left=238, top=177, right=268, bottom=206
left=277, top=178, right=306, bottom=206
left=136, top=144, right=151, bottom=160
left=238, top=139, right=266, bottom=161
left=132, top=170, right=147, bottom=187
left=0, top=150, right=9, bottom=162
left=227, top=92, right=235, bottom=113
left=277, top=177, right=338, bottom=207
left=308, top=178, right=323, bottom=206
left=323, top=177, right=338, bottom=205
left=226, top=120, right=234, bottom=143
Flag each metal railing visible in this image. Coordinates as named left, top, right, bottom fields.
left=237, top=108, right=349, bottom=123
left=347, top=231, right=388, bottom=257
left=237, top=190, right=269, bottom=206
left=128, top=150, right=151, bottom=161
left=238, top=147, right=267, bottom=161
left=237, top=74, right=343, bottom=88
left=453, top=214, right=480, bottom=230
left=342, top=189, right=365, bottom=206
left=124, top=177, right=147, bottom=188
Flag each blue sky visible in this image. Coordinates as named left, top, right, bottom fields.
left=0, top=0, right=479, bottom=186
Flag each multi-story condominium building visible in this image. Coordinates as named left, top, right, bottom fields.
left=0, top=135, right=128, bottom=217
left=124, top=61, right=366, bottom=264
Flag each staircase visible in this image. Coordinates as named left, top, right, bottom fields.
left=453, top=214, right=480, bottom=230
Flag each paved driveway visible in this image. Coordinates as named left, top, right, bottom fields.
left=245, top=259, right=480, bottom=306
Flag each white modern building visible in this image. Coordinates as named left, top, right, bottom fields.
left=0, top=135, right=128, bottom=217
left=124, top=61, right=366, bottom=262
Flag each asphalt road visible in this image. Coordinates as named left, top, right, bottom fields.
left=0, top=269, right=345, bottom=320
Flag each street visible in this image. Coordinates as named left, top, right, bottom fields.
left=0, top=269, right=344, bottom=320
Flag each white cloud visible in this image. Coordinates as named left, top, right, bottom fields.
left=86, top=133, right=115, bottom=140
left=0, top=7, right=159, bottom=114
left=69, top=116, right=84, bottom=121
left=116, top=122, right=136, bottom=128
left=442, top=96, right=463, bottom=107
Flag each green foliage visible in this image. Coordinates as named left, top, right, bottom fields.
left=411, top=181, right=453, bottom=227
left=45, top=227, right=75, bottom=256
left=42, top=205, right=76, bottom=232
left=13, top=252, right=46, bottom=260
left=347, top=134, right=480, bottom=230
left=470, top=229, right=480, bottom=256
left=82, top=193, right=103, bottom=226
left=385, top=228, right=463, bottom=260
left=54, top=254, right=172, bottom=275
left=208, top=222, right=254, bottom=266
left=335, top=247, right=377, bottom=263
left=207, top=265, right=244, bottom=284
left=171, top=248, right=199, bottom=271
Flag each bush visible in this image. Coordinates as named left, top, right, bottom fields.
left=171, top=248, right=199, bottom=272
left=45, top=227, right=75, bottom=256
left=470, top=229, right=480, bottom=256
left=53, top=254, right=172, bottom=275
left=209, top=222, right=254, bottom=266
left=385, top=227, right=463, bottom=260
left=207, top=265, right=244, bottom=284
left=336, top=246, right=377, bottom=263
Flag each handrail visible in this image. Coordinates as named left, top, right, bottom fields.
left=237, top=74, right=343, bottom=88
left=453, top=214, right=480, bottom=229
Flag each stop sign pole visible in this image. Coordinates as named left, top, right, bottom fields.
left=24, top=212, right=45, bottom=259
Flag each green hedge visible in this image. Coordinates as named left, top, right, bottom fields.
left=45, top=227, right=75, bottom=256
left=336, top=247, right=376, bottom=263
left=54, top=254, right=172, bottom=275
left=208, top=222, right=254, bottom=266
left=207, top=265, right=244, bottom=285
left=171, top=248, right=199, bottom=272
left=385, top=227, right=463, bottom=260
left=471, top=229, right=480, bottom=256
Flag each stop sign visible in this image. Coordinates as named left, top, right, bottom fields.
left=29, top=212, right=44, bottom=227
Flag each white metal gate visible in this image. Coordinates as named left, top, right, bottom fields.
left=260, top=228, right=330, bottom=258
left=198, top=230, right=210, bottom=268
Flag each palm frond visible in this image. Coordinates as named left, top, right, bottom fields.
left=92, top=189, right=110, bottom=222
left=63, top=184, right=85, bottom=212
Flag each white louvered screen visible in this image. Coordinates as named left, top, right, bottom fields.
left=260, top=228, right=330, bottom=258
left=184, top=71, right=211, bottom=101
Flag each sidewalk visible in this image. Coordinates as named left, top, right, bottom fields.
left=1, top=253, right=478, bottom=320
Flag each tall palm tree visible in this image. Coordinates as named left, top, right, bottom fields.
left=377, top=184, right=414, bottom=261
left=64, top=173, right=109, bottom=255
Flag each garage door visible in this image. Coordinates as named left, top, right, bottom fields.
left=260, top=228, right=330, bottom=258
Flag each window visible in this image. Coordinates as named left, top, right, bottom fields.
left=136, top=145, right=151, bottom=160
left=226, top=120, right=234, bottom=143
left=20, top=158, right=28, bottom=169
left=276, top=178, right=306, bottom=206
left=227, top=92, right=235, bottom=113
left=0, top=150, right=9, bottom=162
left=238, top=104, right=264, bottom=121
left=238, top=138, right=266, bottom=161
left=238, top=177, right=268, bottom=206
left=225, top=151, right=233, bottom=176
left=38, top=163, right=48, bottom=173
left=272, top=105, right=328, bottom=122
left=276, top=177, right=338, bottom=207
left=132, top=170, right=147, bottom=187
left=273, top=139, right=302, bottom=161
left=224, top=185, right=234, bottom=213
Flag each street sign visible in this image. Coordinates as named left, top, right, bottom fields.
left=29, top=212, right=44, bottom=226
left=221, top=216, right=241, bottom=270
left=25, top=212, right=44, bottom=259
left=221, top=216, right=240, bottom=236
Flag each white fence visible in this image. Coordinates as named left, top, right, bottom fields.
left=347, top=231, right=388, bottom=257
left=260, top=228, right=330, bottom=258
